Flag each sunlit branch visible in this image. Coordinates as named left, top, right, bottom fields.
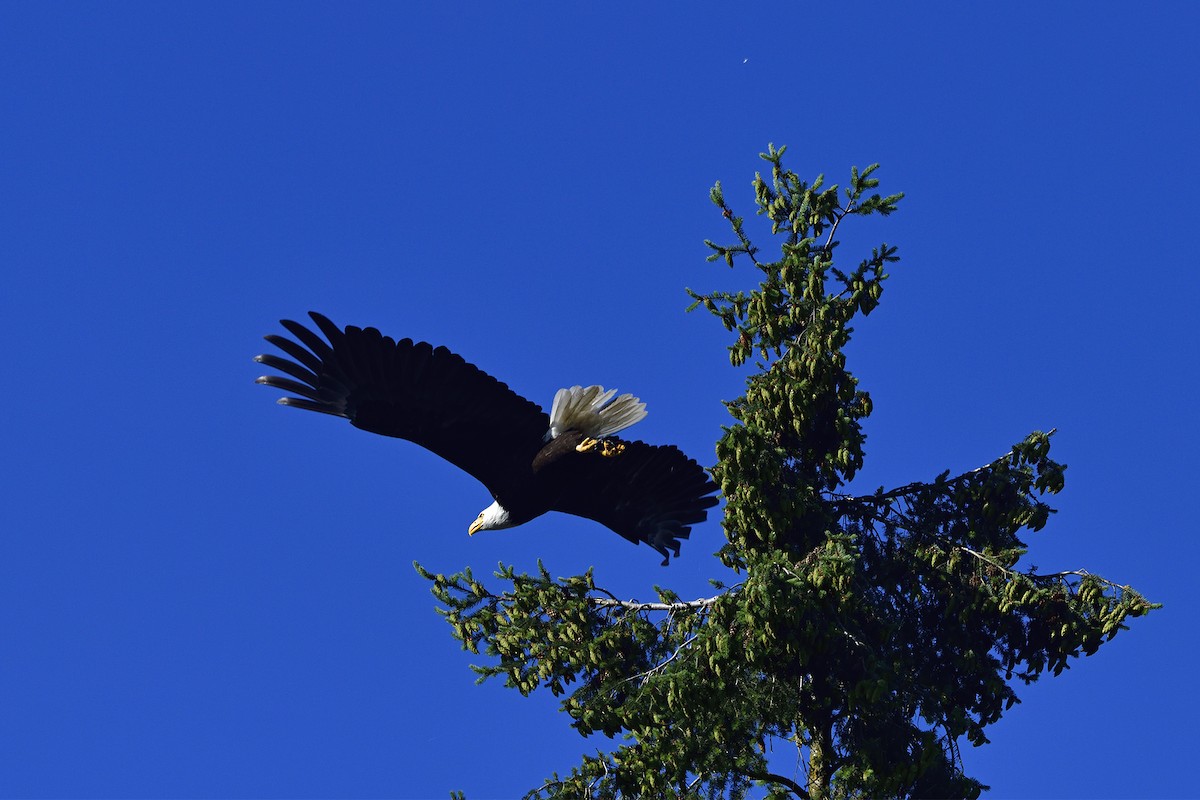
left=586, top=592, right=735, bottom=613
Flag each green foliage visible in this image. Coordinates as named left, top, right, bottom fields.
left=417, top=145, right=1158, bottom=799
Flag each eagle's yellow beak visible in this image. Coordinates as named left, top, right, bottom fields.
left=468, top=516, right=484, bottom=536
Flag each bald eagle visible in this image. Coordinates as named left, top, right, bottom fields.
left=254, top=312, right=718, bottom=564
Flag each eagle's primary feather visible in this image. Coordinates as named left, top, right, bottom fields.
left=255, top=312, right=719, bottom=564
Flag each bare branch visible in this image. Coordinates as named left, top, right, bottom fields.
left=587, top=591, right=735, bottom=613
left=745, top=768, right=811, bottom=800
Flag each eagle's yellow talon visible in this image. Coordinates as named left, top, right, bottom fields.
left=601, top=440, right=626, bottom=457
left=577, top=437, right=625, bottom=457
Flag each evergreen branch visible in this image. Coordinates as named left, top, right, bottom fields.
left=745, top=768, right=811, bottom=800
left=830, top=428, right=1058, bottom=506
left=956, top=548, right=1136, bottom=593
left=821, top=204, right=851, bottom=253
left=589, top=584, right=624, bottom=604
left=955, top=545, right=1023, bottom=578
left=729, top=208, right=762, bottom=269
left=530, top=779, right=560, bottom=797
left=624, top=632, right=700, bottom=684
left=588, top=756, right=609, bottom=793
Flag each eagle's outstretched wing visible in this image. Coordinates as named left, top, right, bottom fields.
left=550, top=439, right=719, bottom=565
left=254, top=312, right=549, bottom=500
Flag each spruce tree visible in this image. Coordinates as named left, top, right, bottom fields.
left=418, top=145, right=1158, bottom=799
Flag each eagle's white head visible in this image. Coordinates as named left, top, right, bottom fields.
left=468, top=500, right=514, bottom=535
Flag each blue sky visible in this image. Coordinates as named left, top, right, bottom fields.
left=2, top=3, right=1196, bottom=797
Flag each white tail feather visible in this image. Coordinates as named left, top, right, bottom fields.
left=548, top=385, right=647, bottom=440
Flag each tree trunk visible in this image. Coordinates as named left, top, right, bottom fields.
left=808, top=718, right=833, bottom=800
